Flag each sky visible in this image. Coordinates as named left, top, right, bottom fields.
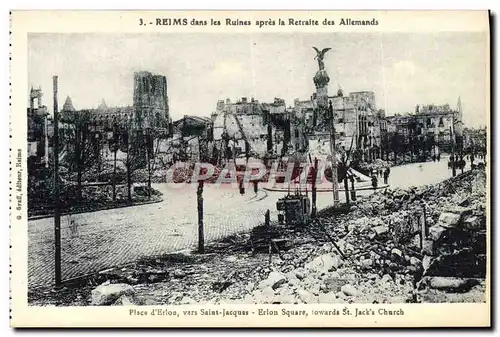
left=28, top=32, right=488, bottom=127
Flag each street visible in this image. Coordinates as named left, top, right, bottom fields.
left=28, top=157, right=474, bottom=287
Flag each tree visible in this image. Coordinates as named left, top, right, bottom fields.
left=338, top=137, right=355, bottom=206
left=119, top=124, right=147, bottom=201
left=144, top=129, right=166, bottom=199
left=108, top=123, right=120, bottom=202
left=59, top=110, right=103, bottom=199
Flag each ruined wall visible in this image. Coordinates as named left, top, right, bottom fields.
left=349, top=91, right=376, bottom=110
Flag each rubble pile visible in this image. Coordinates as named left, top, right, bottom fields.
left=30, top=169, right=487, bottom=306
left=347, top=169, right=487, bottom=300
left=93, top=170, right=487, bottom=305
left=417, top=170, right=487, bottom=299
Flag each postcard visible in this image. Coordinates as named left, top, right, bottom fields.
left=10, top=10, right=490, bottom=327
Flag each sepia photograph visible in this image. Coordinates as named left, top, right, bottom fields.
left=10, top=10, right=491, bottom=327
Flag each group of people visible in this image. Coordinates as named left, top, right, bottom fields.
left=371, top=167, right=391, bottom=190
left=431, top=153, right=441, bottom=162
left=447, top=154, right=467, bottom=172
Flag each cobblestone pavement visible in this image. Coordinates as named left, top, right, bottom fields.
left=28, top=158, right=473, bottom=287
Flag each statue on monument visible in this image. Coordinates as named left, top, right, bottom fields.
left=312, top=47, right=332, bottom=70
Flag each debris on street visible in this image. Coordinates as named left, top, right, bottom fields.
left=28, top=169, right=487, bottom=306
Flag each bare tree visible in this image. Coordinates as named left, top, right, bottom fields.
left=60, top=110, right=103, bottom=199
left=119, top=124, right=146, bottom=202
left=144, top=129, right=167, bottom=199
left=338, top=136, right=355, bottom=206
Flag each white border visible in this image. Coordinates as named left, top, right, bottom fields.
left=3, top=0, right=498, bottom=335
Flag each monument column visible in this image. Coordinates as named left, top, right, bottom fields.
left=313, top=47, right=339, bottom=207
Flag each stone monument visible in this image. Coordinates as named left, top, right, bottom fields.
left=312, top=47, right=331, bottom=126
left=312, top=46, right=339, bottom=206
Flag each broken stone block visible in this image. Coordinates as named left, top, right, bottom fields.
left=410, top=257, right=421, bottom=266
left=113, top=295, right=135, bottom=306
left=91, top=283, right=135, bottom=306
left=258, top=271, right=286, bottom=290
left=370, top=225, right=389, bottom=239
left=425, top=276, right=480, bottom=293
left=253, top=286, right=275, bottom=303
left=391, top=248, right=403, bottom=260
left=243, top=294, right=254, bottom=304
left=340, top=284, right=357, bottom=297
left=438, top=212, right=461, bottom=228
left=142, top=297, right=157, bottom=305
left=429, top=225, right=447, bottom=241
left=296, top=288, right=318, bottom=304
left=294, top=267, right=306, bottom=280
left=288, top=278, right=300, bottom=288
left=361, top=258, right=373, bottom=270
left=421, top=239, right=434, bottom=256
left=422, top=255, right=432, bottom=270
left=447, top=206, right=474, bottom=218
left=462, top=215, right=485, bottom=230
left=305, top=254, right=343, bottom=273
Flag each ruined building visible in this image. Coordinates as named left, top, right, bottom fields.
left=387, top=98, right=463, bottom=154
left=211, top=97, right=290, bottom=160
left=291, top=88, right=385, bottom=160
left=61, top=71, right=170, bottom=132
left=27, top=86, right=50, bottom=168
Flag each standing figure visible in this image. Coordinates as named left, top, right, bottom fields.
left=239, top=176, right=245, bottom=195
left=349, top=175, right=356, bottom=201
left=371, top=175, right=378, bottom=191
left=383, top=169, right=389, bottom=185
left=437, top=153, right=441, bottom=162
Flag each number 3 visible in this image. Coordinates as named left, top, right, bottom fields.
left=139, top=18, right=144, bottom=26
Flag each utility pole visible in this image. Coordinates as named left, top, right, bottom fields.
left=329, top=103, right=340, bottom=207
left=53, top=76, right=62, bottom=288
left=197, top=179, right=204, bottom=253
left=450, top=114, right=456, bottom=177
